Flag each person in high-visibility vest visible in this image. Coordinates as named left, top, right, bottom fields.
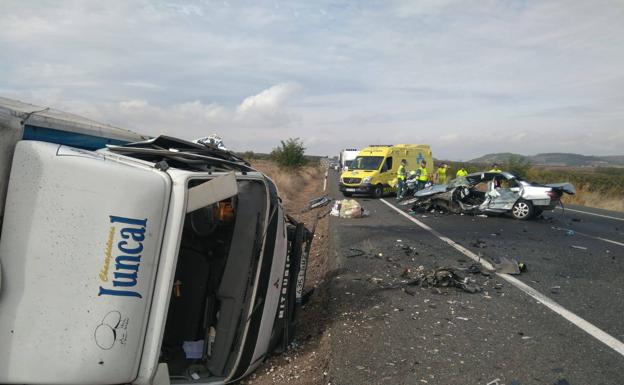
left=489, top=163, right=502, bottom=187
left=416, top=160, right=429, bottom=191
left=396, top=159, right=408, bottom=199
left=436, top=163, right=449, bottom=184
left=489, top=163, right=502, bottom=172
left=456, top=166, right=468, bottom=177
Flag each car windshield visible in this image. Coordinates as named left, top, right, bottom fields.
left=447, top=177, right=470, bottom=188
left=351, top=156, right=384, bottom=170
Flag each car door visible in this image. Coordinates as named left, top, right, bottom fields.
left=483, top=175, right=521, bottom=211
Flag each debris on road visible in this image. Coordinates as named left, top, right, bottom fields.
left=399, top=266, right=481, bottom=293
left=470, top=239, right=487, bottom=248
left=330, top=199, right=369, bottom=218
left=345, top=248, right=367, bottom=258
left=466, top=263, right=491, bottom=276
left=395, top=242, right=419, bottom=256
left=550, top=286, right=561, bottom=294
left=490, top=256, right=524, bottom=275
left=304, top=195, right=332, bottom=212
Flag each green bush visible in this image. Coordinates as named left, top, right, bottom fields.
left=271, top=138, right=308, bottom=168
left=241, top=150, right=255, bottom=161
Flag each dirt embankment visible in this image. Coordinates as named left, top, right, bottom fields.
left=238, top=160, right=332, bottom=385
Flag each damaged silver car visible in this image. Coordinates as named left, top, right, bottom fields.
left=401, top=171, right=575, bottom=220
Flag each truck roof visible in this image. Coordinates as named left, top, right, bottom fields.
left=0, top=97, right=148, bottom=146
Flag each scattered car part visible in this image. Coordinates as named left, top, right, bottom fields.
left=304, top=195, right=332, bottom=212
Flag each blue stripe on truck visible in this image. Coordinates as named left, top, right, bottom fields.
left=23, top=125, right=130, bottom=150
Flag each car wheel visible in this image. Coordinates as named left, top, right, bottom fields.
left=342, top=192, right=353, bottom=197
left=373, top=184, right=384, bottom=199
left=512, top=200, right=533, bottom=220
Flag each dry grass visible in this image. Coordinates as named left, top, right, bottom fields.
left=563, top=187, right=624, bottom=212
left=251, top=160, right=324, bottom=213
left=526, top=167, right=624, bottom=213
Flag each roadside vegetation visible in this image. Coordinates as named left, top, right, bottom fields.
left=270, top=138, right=309, bottom=168
left=527, top=167, right=624, bottom=212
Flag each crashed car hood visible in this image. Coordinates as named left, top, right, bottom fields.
left=544, top=182, right=576, bottom=195
left=414, top=184, right=449, bottom=197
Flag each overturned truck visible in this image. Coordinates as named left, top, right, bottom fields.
left=0, top=97, right=312, bottom=385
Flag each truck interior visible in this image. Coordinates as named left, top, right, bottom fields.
left=159, top=179, right=267, bottom=382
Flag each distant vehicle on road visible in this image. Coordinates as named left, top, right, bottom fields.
left=339, top=144, right=433, bottom=198
left=339, top=148, right=359, bottom=171
left=401, top=171, right=575, bottom=220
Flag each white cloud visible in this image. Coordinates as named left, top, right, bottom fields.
left=1, top=0, right=624, bottom=159
left=59, top=83, right=304, bottom=152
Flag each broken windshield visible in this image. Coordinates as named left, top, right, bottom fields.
left=448, top=176, right=470, bottom=188
left=350, top=156, right=384, bottom=170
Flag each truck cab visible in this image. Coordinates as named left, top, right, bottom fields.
left=339, top=148, right=359, bottom=172
left=339, top=144, right=433, bottom=198
left=0, top=99, right=310, bottom=385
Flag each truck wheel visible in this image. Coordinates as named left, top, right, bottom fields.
left=373, top=184, right=384, bottom=199
left=512, top=200, right=533, bottom=220
left=342, top=192, right=353, bottom=197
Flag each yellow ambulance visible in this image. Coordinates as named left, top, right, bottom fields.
left=339, top=144, right=433, bottom=198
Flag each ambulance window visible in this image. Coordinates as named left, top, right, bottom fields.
left=381, top=157, right=393, bottom=172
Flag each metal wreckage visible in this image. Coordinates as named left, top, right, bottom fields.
left=401, top=171, right=575, bottom=220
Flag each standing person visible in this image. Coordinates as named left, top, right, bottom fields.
left=456, top=165, right=468, bottom=177
left=436, top=163, right=449, bottom=184
left=416, top=160, right=429, bottom=191
left=396, top=159, right=408, bottom=199
left=489, top=163, right=502, bottom=187
left=489, top=163, right=502, bottom=172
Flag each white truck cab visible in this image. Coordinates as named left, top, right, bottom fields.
left=0, top=98, right=310, bottom=385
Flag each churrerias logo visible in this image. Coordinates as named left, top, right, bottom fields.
left=98, top=216, right=148, bottom=299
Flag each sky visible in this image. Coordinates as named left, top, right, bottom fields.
left=1, top=0, right=623, bottom=160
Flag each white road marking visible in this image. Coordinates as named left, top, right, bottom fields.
left=551, top=226, right=624, bottom=248
left=556, top=206, right=624, bottom=222
left=323, top=170, right=328, bottom=192
left=380, top=198, right=624, bottom=358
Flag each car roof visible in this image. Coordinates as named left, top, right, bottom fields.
left=464, top=171, right=517, bottom=180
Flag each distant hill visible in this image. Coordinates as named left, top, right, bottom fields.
left=469, top=152, right=624, bottom=167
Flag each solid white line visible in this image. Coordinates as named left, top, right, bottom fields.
left=593, top=236, right=624, bottom=247
left=381, top=199, right=495, bottom=270
left=323, top=170, right=328, bottom=192
left=380, top=198, right=624, bottom=358
left=556, top=206, right=624, bottom=222
left=496, top=274, right=624, bottom=356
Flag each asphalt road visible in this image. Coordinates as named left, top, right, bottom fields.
left=324, top=169, right=624, bottom=385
